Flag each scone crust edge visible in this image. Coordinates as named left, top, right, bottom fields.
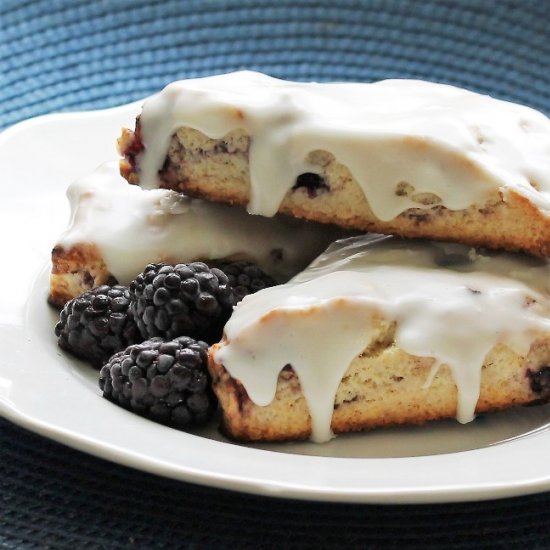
left=208, top=335, right=550, bottom=443
left=120, top=126, right=550, bottom=257
left=49, top=243, right=116, bottom=308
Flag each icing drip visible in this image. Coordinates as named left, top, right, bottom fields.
left=136, top=71, right=550, bottom=219
left=58, top=162, right=345, bottom=283
left=215, top=236, right=550, bottom=442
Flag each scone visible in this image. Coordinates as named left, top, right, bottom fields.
left=119, top=71, right=550, bottom=257
left=49, top=162, right=347, bottom=307
left=208, top=235, right=550, bottom=442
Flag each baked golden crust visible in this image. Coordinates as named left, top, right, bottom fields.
left=120, top=124, right=550, bottom=257
left=49, top=243, right=117, bottom=308
left=208, top=323, right=550, bottom=442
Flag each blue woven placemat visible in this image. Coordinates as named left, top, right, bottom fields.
left=3, top=416, right=550, bottom=550
left=2, top=0, right=550, bottom=548
left=2, top=0, right=550, bottom=130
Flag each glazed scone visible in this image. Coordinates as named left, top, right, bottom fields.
left=49, top=162, right=347, bottom=307
left=208, top=235, right=550, bottom=442
left=119, top=71, right=550, bottom=257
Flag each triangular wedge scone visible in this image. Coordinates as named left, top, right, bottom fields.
left=49, top=162, right=347, bottom=307
left=119, top=71, right=550, bottom=257
left=209, top=235, right=550, bottom=442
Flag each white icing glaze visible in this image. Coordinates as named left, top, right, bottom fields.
left=136, top=71, right=550, bottom=219
left=215, top=235, right=550, bottom=442
left=57, top=162, right=344, bottom=283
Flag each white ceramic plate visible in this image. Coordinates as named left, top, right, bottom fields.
left=2, top=103, right=550, bottom=504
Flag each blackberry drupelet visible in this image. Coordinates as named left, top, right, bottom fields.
left=99, top=336, right=215, bottom=427
left=55, top=285, right=140, bottom=367
left=129, top=262, right=236, bottom=343
left=216, top=261, right=276, bottom=302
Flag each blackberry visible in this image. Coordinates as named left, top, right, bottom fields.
left=129, top=262, right=236, bottom=343
left=55, top=285, right=140, bottom=367
left=216, top=261, right=276, bottom=302
left=99, top=336, right=216, bottom=428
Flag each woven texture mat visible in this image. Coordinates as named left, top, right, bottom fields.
left=2, top=0, right=550, bottom=548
